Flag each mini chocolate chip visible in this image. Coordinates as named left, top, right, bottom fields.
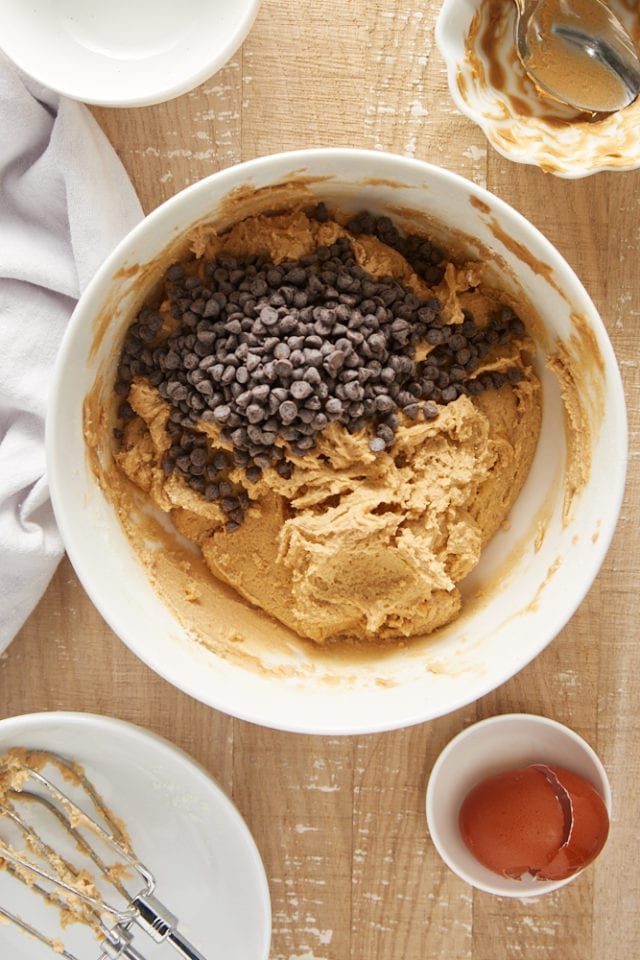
left=213, top=452, right=230, bottom=471
left=246, top=404, right=265, bottom=424
left=244, top=465, right=261, bottom=483
left=343, top=382, right=364, bottom=402
left=277, top=459, right=293, bottom=477
left=212, top=404, right=231, bottom=423
left=290, top=380, right=312, bottom=400
left=402, top=402, right=419, bottom=419
left=449, top=333, right=467, bottom=351
left=253, top=452, right=272, bottom=469
left=190, top=448, right=208, bottom=466
left=441, top=385, right=458, bottom=402
left=325, top=397, right=343, bottom=416
left=167, top=264, right=186, bottom=281
left=376, top=424, right=395, bottom=444
left=324, top=351, right=345, bottom=377
left=279, top=400, right=298, bottom=423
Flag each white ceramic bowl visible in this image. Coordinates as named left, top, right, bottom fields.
left=436, top=0, right=640, bottom=178
left=46, top=148, right=627, bottom=735
left=426, top=713, right=612, bottom=897
left=0, top=0, right=260, bottom=107
left=0, top=711, right=271, bottom=958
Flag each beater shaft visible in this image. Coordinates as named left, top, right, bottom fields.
left=130, top=893, right=208, bottom=960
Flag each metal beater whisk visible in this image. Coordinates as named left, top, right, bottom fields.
left=0, top=749, right=207, bottom=960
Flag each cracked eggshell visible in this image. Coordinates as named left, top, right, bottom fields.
left=458, top=763, right=609, bottom=881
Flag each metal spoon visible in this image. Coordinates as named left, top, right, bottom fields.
left=514, top=0, right=640, bottom=113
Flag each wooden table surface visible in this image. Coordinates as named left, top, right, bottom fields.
left=2, top=2, right=639, bottom=958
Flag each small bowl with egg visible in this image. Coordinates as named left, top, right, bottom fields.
left=426, top=713, right=612, bottom=896
left=436, top=0, right=640, bottom=177
left=46, top=148, right=627, bottom=734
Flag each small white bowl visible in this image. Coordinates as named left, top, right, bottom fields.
left=426, top=713, right=612, bottom=897
left=0, top=0, right=260, bottom=107
left=436, top=0, right=640, bottom=178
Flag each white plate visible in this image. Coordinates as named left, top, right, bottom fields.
left=0, top=712, right=271, bottom=959
left=0, top=0, right=261, bottom=107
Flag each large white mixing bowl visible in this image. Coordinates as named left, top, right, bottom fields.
left=46, top=149, right=627, bottom=734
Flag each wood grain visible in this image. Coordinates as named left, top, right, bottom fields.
left=2, top=1, right=639, bottom=958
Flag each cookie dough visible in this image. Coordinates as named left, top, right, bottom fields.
left=111, top=207, right=542, bottom=644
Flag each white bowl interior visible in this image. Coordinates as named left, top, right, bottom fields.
left=0, top=0, right=260, bottom=106
left=46, top=149, right=627, bottom=734
left=435, top=0, right=640, bottom=177
left=425, top=713, right=612, bottom=897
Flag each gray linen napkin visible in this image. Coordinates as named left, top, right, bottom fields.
left=0, top=52, right=143, bottom=653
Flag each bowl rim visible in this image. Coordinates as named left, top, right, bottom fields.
left=46, top=148, right=629, bottom=734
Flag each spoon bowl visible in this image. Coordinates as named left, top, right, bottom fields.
left=515, top=0, right=640, bottom=113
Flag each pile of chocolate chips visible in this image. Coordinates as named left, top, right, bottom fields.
left=114, top=208, right=526, bottom=530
